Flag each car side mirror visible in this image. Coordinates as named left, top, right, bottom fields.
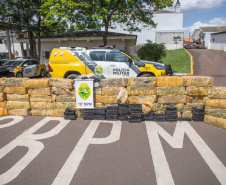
left=23, top=64, right=28, bottom=67
left=127, top=58, right=133, bottom=63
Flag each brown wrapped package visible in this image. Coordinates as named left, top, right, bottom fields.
left=2, top=78, right=28, bottom=87
left=28, top=88, right=52, bottom=95
left=0, top=101, right=7, bottom=108
left=95, top=95, right=102, bottom=103
left=158, top=95, right=187, bottom=104
left=157, top=86, right=185, bottom=96
left=55, top=95, right=76, bottom=102
left=54, top=102, right=76, bottom=109
left=53, top=109, right=65, bottom=117
left=129, top=95, right=157, bottom=104
left=25, top=78, right=49, bottom=88
left=49, top=77, right=73, bottom=89
left=8, top=109, right=30, bottom=116
left=95, top=103, right=103, bottom=107
left=4, top=87, right=27, bottom=95
left=0, top=86, right=4, bottom=93
left=102, top=96, right=118, bottom=104
left=31, top=109, right=53, bottom=116
left=128, top=77, right=156, bottom=87
left=128, top=86, right=156, bottom=95
left=7, top=94, right=29, bottom=102
left=155, top=104, right=184, bottom=111
left=51, top=87, right=74, bottom=95
left=205, top=106, right=226, bottom=119
left=30, top=102, right=54, bottom=109
left=6, top=101, right=30, bottom=109
left=186, top=87, right=210, bottom=96
left=76, top=109, right=84, bottom=117
left=101, top=78, right=128, bottom=87
left=208, top=87, right=226, bottom=99
left=157, top=76, right=184, bottom=87
left=94, top=88, right=101, bottom=95
left=204, top=97, right=226, bottom=108
left=183, top=76, right=213, bottom=87
left=142, top=104, right=152, bottom=115
left=182, top=110, right=192, bottom=118
left=101, top=87, right=122, bottom=96
left=204, top=115, right=226, bottom=129
left=184, top=103, right=204, bottom=110
left=0, top=108, right=8, bottom=116
left=117, top=88, right=128, bottom=104
left=0, top=93, right=6, bottom=101
left=30, top=95, right=54, bottom=102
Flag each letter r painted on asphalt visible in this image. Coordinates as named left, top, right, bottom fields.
left=52, top=120, right=122, bottom=185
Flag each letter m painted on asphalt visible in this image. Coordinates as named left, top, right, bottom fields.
left=145, top=121, right=226, bottom=185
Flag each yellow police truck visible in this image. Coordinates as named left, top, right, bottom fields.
left=48, top=47, right=173, bottom=79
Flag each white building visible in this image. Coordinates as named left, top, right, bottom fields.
left=209, top=31, right=226, bottom=52
left=105, top=0, right=183, bottom=50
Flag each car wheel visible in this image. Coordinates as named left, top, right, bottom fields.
left=66, top=74, right=78, bottom=79
left=16, top=72, right=23, bottom=78
left=140, top=73, right=155, bottom=77
left=40, top=69, right=45, bottom=78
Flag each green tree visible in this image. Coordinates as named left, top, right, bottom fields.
left=137, top=40, right=166, bottom=62
left=42, top=0, right=173, bottom=45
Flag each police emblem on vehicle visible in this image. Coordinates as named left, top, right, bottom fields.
left=78, top=83, right=91, bottom=100
left=94, top=65, right=103, bottom=76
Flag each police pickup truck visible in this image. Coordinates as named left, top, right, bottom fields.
left=48, top=47, right=173, bottom=79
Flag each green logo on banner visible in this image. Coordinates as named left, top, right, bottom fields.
left=94, top=65, right=103, bottom=76
left=78, top=83, right=91, bottom=100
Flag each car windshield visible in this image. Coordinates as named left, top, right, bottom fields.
left=2, top=60, right=17, bottom=66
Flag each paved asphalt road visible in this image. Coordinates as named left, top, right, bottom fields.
left=0, top=116, right=226, bottom=185
left=188, top=49, right=226, bottom=86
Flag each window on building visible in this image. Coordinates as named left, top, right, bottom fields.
left=213, top=39, right=215, bottom=42
left=42, top=51, right=51, bottom=59
left=0, top=38, right=4, bottom=44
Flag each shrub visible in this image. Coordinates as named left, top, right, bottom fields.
left=137, top=40, right=166, bottom=62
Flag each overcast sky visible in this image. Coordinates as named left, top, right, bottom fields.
left=167, top=0, right=226, bottom=37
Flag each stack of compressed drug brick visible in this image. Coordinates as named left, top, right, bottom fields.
left=94, top=87, right=102, bottom=108
left=157, top=76, right=186, bottom=121
left=127, top=77, right=157, bottom=115
left=0, top=79, right=7, bottom=116
left=204, top=86, right=226, bottom=129
left=3, top=78, right=30, bottom=116
left=129, top=104, right=143, bottom=123
left=165, top=106, right=178, bottom=122
left=50, top=77, right=76, bottom=117
left=184, top=76, right=213, bottom=121
left=94, top=107, right=106, bottom=120
left=106, top=106, right=118, bottom=120
left=143, top=111, right=155, bottom=121
left=26, top=78, right=53, bottom=116
left=100, top=78, right=128, bottom=107
left=64, top=108, right=77, bottom=120
left=83, top=109, right=95, bottom=120
left=118, top=104, right=130, bottom=121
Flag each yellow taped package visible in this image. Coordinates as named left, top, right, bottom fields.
left=55, top=95, right=76, bottom=102
left=208, top=87, right=226, bottom=99
left=0, top=93, right=6, bottom=101
left=103, top=104, right=118, bottom=107
left=101, top=78, right=128, bottom=87
left=95, top=95, right=102, bottom=103
left=204, top=115, right=226, bottom=129
left=28, top=88, right=52, bottom=95
left=102, top=96, right=117, bottom=104
left=182, top=110, right=192, bottom=118
left=95, top=103, right=103, bottom=107
left=31, top=109, right=53, bottom=116
left=54, top=102, right=76, bottom=109
left=4, top=87, right=27, bottom=95
left=101, top=87, right=122, bottom=96
left=204, top=97, right=226, bottom=109
left=53, top=109, right=65, bottom=117
left=127, top=86, right=156, bottom=96
left=158, top=95, right=187, bottom=104
left=117, top=88, right=128, bottom=104
left=49, top=77, right=73, bottom=89
left=0, top=101, right=7, bottom=108
left=186, top=86, right=210, bottom=96
left=205, top=106, right=226, bottom=119
left=184, top=103, right=204, bottom=110
left=157, top=86, right=185, bottom=96
left=25, top=78, right=49, bottom=88
left=30, top=102, right=54, bottom=109
left=157, top=76, right=184, bottom=87
left=0, top=86, right=4, bottom=93
left=128, top=77, right=156, bottom=87
left=0, top=79, right=2, bottom=86
left=155, top=104, right=184, bottom=111
left=0, top=108, right=8, bottom=116
left=7, top=94, right=29, bottom=102
left=128, top=95, right=157, bottom=104
left=6, top=101, right=30, bottom=109
left=142, top=104, right=152, bottom=115
left=183, top=76, right=213, bottom=87
left=30, top=95, right=54, bottom=102
left=76, top=109, right=84, bottom=117
left=51, top=87, right=74, bottom=95
left=8, top=109, right=30, bottom=116
left=2, top=78, right=28, bottom=87
left=94, top=88, right=101, bottom=95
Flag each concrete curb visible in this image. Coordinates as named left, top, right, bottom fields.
left=184, top=48, right=194, bottom=75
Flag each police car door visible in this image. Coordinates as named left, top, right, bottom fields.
left=30, top=60, right=40, bottom=76
left=108, top=51, right=136, bottom=78
left=88, top=51, right=109, bottom=78
left=21, top=60, right=33, bottom=77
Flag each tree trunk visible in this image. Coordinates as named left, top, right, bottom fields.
left=103, top=16, right=110, bottom=46
left=20, top=42, right=25, bottom=57
left=28, top=31, right=34, bottom=58
left=37, top=13, right=41, bottom=61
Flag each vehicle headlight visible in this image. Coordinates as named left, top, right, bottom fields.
left=153, top=64, right=165, bottom=70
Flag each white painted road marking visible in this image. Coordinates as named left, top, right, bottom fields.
left=0, top=116, right=23, bottom=128
left=145, top=121, right=226, bottom=185
left=52, top=120, right=122, bottom=185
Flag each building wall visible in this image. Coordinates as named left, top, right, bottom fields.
left=209, top=33, right=226, bottom=51
left=156, top=32, right=183, bottom=49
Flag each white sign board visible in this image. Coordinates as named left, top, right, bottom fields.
left=75, top=79, right=94, bottom=109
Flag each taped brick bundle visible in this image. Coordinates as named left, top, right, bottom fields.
left=101, top=78, right=128, bottom=87
left=6, top=101, right=30, bottom=109
left=128, top=95, right=157, bottom=104
left=7, top=94, right=29, bottom=102
left=30, top=95, right=55, bottom=102
left=0, top=108, right=8, bottom=116
left=0, top=101, right=7, bottom=108
left=208, top=87, right=226, bottom=99
left=158, top=95, right=187, bottom=104
left=51, top=87, right=74, bottom=95
left=186, top=87, right=210, bottom=96
left=55, top=95, right=76, bottom=102
left=53, top=109, right=65, bottom=117
left=205, top=106, right=226, bottom=119
left=25, top=78, right=49, bottom=88
left=102, top=96, right=118, bottom=104
left=183, top=76, right=213, bottom=87
left=155, top=104, right=184, bottom=111
left=204, top=115, right=226, bottom=129
left=8, top=109, right=30, bottom=116
left=49, top=77, right=74, bottom=89
left=31, top=109, right=53, bottom=116
left=4, top=87, right=27, bottom=95
left=95, top=95, right=102, bottom=103
left=94, top=88, right=101, bottom=95
left=0, top=93, right=6, bottom=101
left=30, top=102, right=54, bottom=109
left=127, top=86, right=156, bottom=95
left=117, top=88, right=128, bottom=104
left=0, top=86, right=4, bottom=93
left=54, top=102, right=76, bottom=109
left=2, top=78, right=28, bottom=87
left=28, top=88, right=52, bottom=95
left=101, top=87, right=122, bottom=96
left=204, top=97, right=226, bottom=109
left=157, top=86, right=185, bottom=96
left=128, top=77, right=156, bottom=87
left=157, top=76, right=184, bottom=87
